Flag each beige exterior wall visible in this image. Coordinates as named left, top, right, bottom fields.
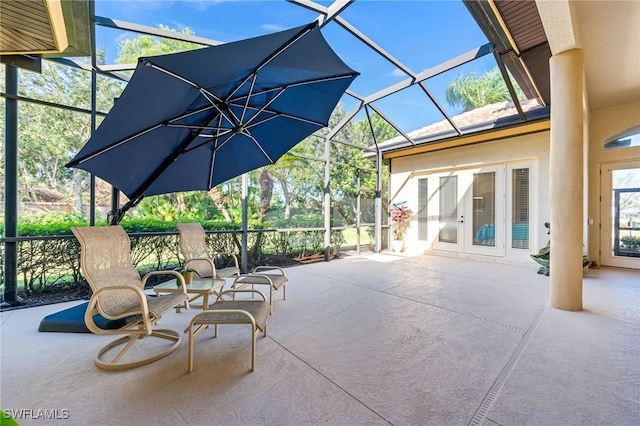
left=389, top=131, right=551, bottom=264
left=387, top=99, right=640, bottom=269
left=588, top=100, right=640, bottom=264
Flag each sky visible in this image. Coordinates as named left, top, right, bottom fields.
left=94, top=0, right=496, bottom=133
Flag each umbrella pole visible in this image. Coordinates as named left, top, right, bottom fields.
left=241, top=173, right=249, bottom=273
left=108, top=198, right=139, bottom=225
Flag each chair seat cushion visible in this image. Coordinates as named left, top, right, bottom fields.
left=235, top=273, right=288, bottom=291
left=216, top=266, right=240, bottom=278
left=194, top=300, right=270, bottom=331
left=146, top=292, right=189, bottom=317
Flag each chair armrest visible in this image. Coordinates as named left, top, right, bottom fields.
left=216, top=289, right=267, bottom=302
left=252, top=266, right=286, bottom=276
left=90, top=285, right=149, bottom=319
left=143, top=270, right=187, bottom=294
left=185, top=257, right=216, bottom=278
left=213, top=252, right=240, bottom=269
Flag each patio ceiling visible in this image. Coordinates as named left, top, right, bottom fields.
left=537, top=0, right=640, bottom=111
left=0, top=0, right=92, bottom=58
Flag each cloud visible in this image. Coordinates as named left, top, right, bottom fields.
left=184, top=0, right=227, bottom=12
left=119, top=0, right=175, bottom=13
left=389, top=68, right=408, bottom=78
left=261, top=24, right=286, bottom=32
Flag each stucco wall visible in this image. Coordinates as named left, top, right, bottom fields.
left=588, top=100, right=640, bottom=264
left=389, top=130, right=551, bottom=261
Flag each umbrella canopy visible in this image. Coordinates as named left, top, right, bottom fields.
left=67, top=22, right=358, bottom=223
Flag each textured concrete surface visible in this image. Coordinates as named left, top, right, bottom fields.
left=1, top=254, right=638, bottom=425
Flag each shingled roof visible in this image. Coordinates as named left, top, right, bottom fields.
left=377, top=99, right=549, bottom=153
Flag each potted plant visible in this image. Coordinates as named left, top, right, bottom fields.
left=389, top=203, right=412, bottom=252
left=177, top=267, right=197, bottom=285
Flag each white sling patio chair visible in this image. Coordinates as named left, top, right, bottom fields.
left=176, top=222, right=241, bottom=280
left=72, top=225, right=189, bottom=370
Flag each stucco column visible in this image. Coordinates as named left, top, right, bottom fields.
left=549, top=48, right=584, bottom=311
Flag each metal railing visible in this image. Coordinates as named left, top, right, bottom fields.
left=0, top=226, right=380, bottom=305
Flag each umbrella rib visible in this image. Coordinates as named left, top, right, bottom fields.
left=255, top=24, right=316, bottom=73
left=230, top=73, right=356, bottom=104
left=226, top=22, right=316, bottom=101
left=238, top=87, right=287, bottom=128
left=144, top=59, right=225, bottom=105
left=243, top=130, right=275, bottom=164
left=144, top=59, right=239, bottom=129
left=240, top=74, right=258, bottom=124
left=168, top=123, right=232, bottom=133
left=199, top=90, right=238, bottom=127
left=244, top=112, right=325, bottom=129
left=68, top=123, right=163, bottom=165
left=68, top=104, right=221, bottom=165
left=170, top=104, right=217, bottom=123
left=243, top=114, right=279, bottom=129
left=208, top=114, right=226, bottom=186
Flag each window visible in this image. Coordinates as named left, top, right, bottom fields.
left=604, top=126, right=640, bottom=150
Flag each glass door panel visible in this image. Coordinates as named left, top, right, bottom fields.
left=511, top=168, right=530, bottom=249
left=439, top=175, right=458, bottom=244
left=472, top=171, right=496, bottom=247
left=600, top=163, right=640, bottom=269
left=465, top=166, right=504, bottom=256
left=614, top=188, right=640, bottom=258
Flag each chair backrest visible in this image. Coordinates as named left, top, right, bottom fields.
left=176, top=222, right=213, bottom=278
left=72, top=225, right=143, bottom=317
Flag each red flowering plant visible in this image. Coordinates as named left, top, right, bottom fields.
left=388, top=203, right=412, bottom=240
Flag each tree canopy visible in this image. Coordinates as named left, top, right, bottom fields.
left=445, top=67, right=526, bottom=112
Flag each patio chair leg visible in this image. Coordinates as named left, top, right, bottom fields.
left=95, top=329, right=181, bottom=371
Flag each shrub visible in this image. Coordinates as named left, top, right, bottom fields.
left=620, top=235, right=640, bottom=251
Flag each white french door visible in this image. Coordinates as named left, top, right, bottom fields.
left=600, top=161, right=640, bottom=269
left=430, top=166, right=504, bottom=255
left=422, top=162, right=533, bottom=259
left=464, top=165, right=505, bottom=256
left=433, top=173, right=465, bottom=252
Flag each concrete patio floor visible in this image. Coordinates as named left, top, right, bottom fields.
left=1, top=253, right=638, bottom=425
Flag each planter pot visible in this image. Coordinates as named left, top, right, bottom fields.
left=391, top=240, right=404, bottom=253
left=183, top=271, right=193, bottom=284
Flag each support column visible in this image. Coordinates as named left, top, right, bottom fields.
left=374, top=149, right=382, bottom=253
left=549, top=48, right=584, bottom=311
left=323, top=136, right=331, bottom=261
left=3, top=65, right=19, bottom=305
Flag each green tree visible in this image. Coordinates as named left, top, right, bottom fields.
left=116, top=25, right=203, bottom=63
left=2, top=50, right=124, bottom=220
left=445, top=67, right=525, bottom=112
left=355, top=111, right=398, bottom=146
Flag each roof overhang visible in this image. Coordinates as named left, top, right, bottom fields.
left=464, top=0, right=551, bottom=106
left=0, top=0, right=92, bottom=59
left=383, top=118, right=550, bottom=160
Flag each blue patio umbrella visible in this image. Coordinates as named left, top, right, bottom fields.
left=67, top=22, right=358, bottom=223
